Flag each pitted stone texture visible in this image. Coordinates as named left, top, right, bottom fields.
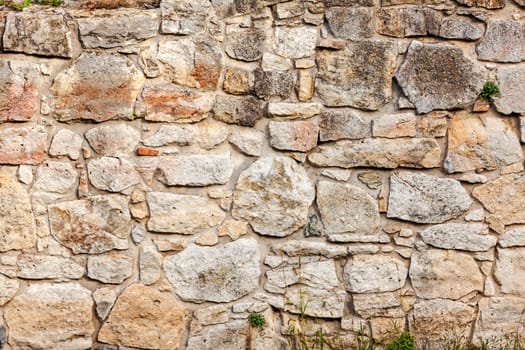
left=317, top=181, right=379, bottom=235
left=319, top=110, right=370, bottom=141
left=0, top=171, right=36, bottom=252
left=473, top=174, right=525, bottom=226
left=494, top=248, right=525, bottom=295
left=147, top=192, right=225, bottom=234
left=495, top=66, right=525, bottom=114
left=87, top=253, right=133, bottom=284
left=272, top=240, right=348, bottom=259
left=87, top=157, right=142, bottom=192
left=3, top=12, right=73, bottom=57
left=213, top=95, right=263, bottom=127
left=376, top=7, right=441, bottom=38
left=420, top=223, right=496, bottom=252
left=0, top=59, right=40, bottom=121
left=52, top=52, right=145, bottom=122
left=5, top=283, right=94, bottom=350
left=500, top=227, right=525, bottom=248
left=77, top=9, right=159, bottom=48
left=157, top=154, right=233, bottom=186
left=143, top=120, right=228, bottom=149
left=0, top=274, right=18, bottom=306
left=225, top=28, right=266, bottom=62
left=308, top=138, right=440, bottom=169
left=387, top=172, right=472, bottom=224
left=316, top=41, right=396, bottom=110
left=187, top=320, right=248, bottom=350
left=164, top=238, right=260, bottom=303
left=142, top=83, right=215, bottom=123
left=352, top=292, right=404, bottom=318
left=85, top=123, right=140, bottom=157
left=344, top=255, right=408, bottom=293
left=410, top=249, right=483, bottom=299
left=274, top=26, right=317, bottom=59
left=476, top=20, right=525, bottom=63
left=455, top=0, right=504, bottom=7
left=396, top=41, right=486, bottom=114
left=49, top=129, right=83, bottom=160
left=439, top=17, right=484, bottom=41
left=16, top=254, right=84, bottom=280
left=381, top=0, right=444, bottom=4
left=0, top=126, right=47, bottom=165
left=161, top=0, right=208, bottom=35
left=158, top=38, right=223, bottom=90
left=223, top=67, right=253, bottom=95
left=33, top=161, right=78, bottom=194
left=99, top=284, right=187, bottom=350
left=444, top=113, right=523, bottom=173
left=48, top=195, right=131, bottom=254
left=253, top=69, right=295, bottom=100
left=269, top=120, right=319, bottom=152
left=372, top=113, right=416, bottom=138
left=232, top=156, right=315, bottom=237
left=326, top=7, right=374, bottom=40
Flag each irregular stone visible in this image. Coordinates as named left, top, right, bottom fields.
left=157, top=154, right=233, bottom=186
left=253, top=69, right=295, bottom=99
left=0, top=59, right=40, bottom=121
left=153, top=238, right=186, bottom=252
left=419, top=111, right=448, bottom=137
left=344, top=255, right=408, bottom=293
left=143, top=120, right=227, bottom=149
left=187, top=320, right=248, bottom=350
left=465, top=208, right=484, bottom=222
left=444, top=113, right=523, bottom=173
left=0, top=126, right=47, bottom=165
left=87, top=157, right=141, bottom=192
left=319, top=110, right=370, bottom=141
left=409, top=249, right=483, bottom=299
left=213, top=95, right=263, bottom=127
left=396, top=41, right=486, bottom=114
left=77, top=9, right=159, bottom=48
left=0, top=171, right=36, bottom=252
left=140, top=246, right=161, bottom=285
left=456, top=0, right=504, bottom=7
left=353, top=292, right=404, bottom=318
left=218, top=219, right=248, bottom=240
left=53, top=52, right=144, bottom=122
left=494, top=247, right=525, bottom=295
left=225, top=28, right=266, bottom=62
left=195, top=232, right=219, bottom=246
left=93, top=287, right=117, bottom=320
left=3, top=12, right=73, bottom=57
left=0, top=274, right=18, bottom=306
left=272, top=240, right=348, bottom=258
left=32, top=161, right=78, bottom=194
left=372, top=113, right=416, bottom=138
left=381, top=0, right=444, bottom=5
left=420, top=223, right=496, bottom=251
left=269, top=120, right=319, bottom=152
left=48, top=195, right=131, bottom=254
left=85, top=123, right=140, bottom=157
left=99, top=284, right=187, bottom=350
left=160, top=0, right=208, bottom=35
left=308, top=138, right=441, bottom=169
left=500, top=227, right=525, bottom=247
left=147, top=192, right=225, bottom=234
left=321, top=168, right=352, bottom=181
left=371, top=317, right=406, bottom=343
left=87, top=253, right=133, bottom=284
left=376, top=7, right=441, bottom=38
left=439, top=17, right=484, bottom=40
left=357, top=172, right=382, bottom=189
left=16, top=254, right=84, bottom=280
left=316, top=41, right=396, bottom=110
left=495, top=66, right=525, bottom=114
left=326, top=7, right=374, bottom=40
left=232, top=156, right=315, bottom=237
left=228, top=127, right=264, bottom=157
left=262, top=52, right=293, bottom=71
left=276, top=1, right=305, bottom=18
left=5, top=283, right=94, bottom=350
left=317, top=181, right=379, bottom=235
left=223, top=67, right=253, bottom=95
left=473, top=174, right=525, bottom=226
left=387, top=172, right=472, bottom=224
left=158, top=38, right=223, bottom=90
left=274, top=26, right=317, bottom=59
left=477, top=20, right=525, bottom=63
left=142, top=83, right=215, bottom=123
left=49, top=129, right=83, bottom=160
left=164, top=238, right=260, bottom=303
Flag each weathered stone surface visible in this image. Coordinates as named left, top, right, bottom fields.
left=372, top=113, right=416, bottom=138
left=48, top=195, right=131, bottom=254
left=160, top=0, right=208, bottom=35
left=232, top=156, right=315, bottom=237
left=376, top=7, right=441, bottom=38
left=49, top=129, right=83, bottom=160
left=77, top=9, right=159, bottom=48
left=143, top=120, right=228, bottom=149
left=3, top=12, right=73, bottom=57
left=53, top=52, right=145, bottom=122
left=147, top=191, right=225, bottom=234
left=455, top=0, right=504, bottom=7
left=153, top=238, right=186, bottom=252
left=213, top=95, right=263, bottom=127
left=344, top=255, right=407, bottom=293
left=444, top=113, right=523, bottom=173
left=0, top=126, right=47, bottom=165
left=99, top=284, right=187, bottom=350
left=500, top=227, right=525, bottom=247
left=326, top=7, right=373, bottom=40
left=0, top=171, right=36, bottom=252
left=87, top=253, right=133, bottom=284
left=225, top=28, right=266, bottom=62
left=439, top=17, right=484, bottom=40
left=0, top=274, right=18, bottom=306
left=229, top=127, right=264, bottom=156
left=88, top=157, right=141, bottom=192
left=272, top=240, right=348, bottom=258
left=223, top=67, right=253, bottom=95
left=187, top=320, right=248, bottom=350
left=157, top=154, right=233, bottom=186
left=396, top=41, right=486, bottom=114
left=0, top=59, right=40, bottom=121
left=142, top=83, right=215, bottom=123
left=158, top=38, right=223, bottom=90
left=316, top=41, right=396, bottom=110
left=353, top=292, right=404, bottom=318
left=16, top=254, right=84, bottom=280
left=476, top=20, right=525, bottom=63
left=319, top=110, right=370, bottom=141
left=387, top=172, right=472, bottom=224
left=473, top=174, right=525, bottom=226
left=317, top=181, right=379, bottom=235
left=32, top=161, right=77, bottom=194
left=139, top=246, right=161, bottom=285
left=269, top=120, right=319, bottom=152
left=308, top=138, right=441, bottom=169
left=262, top=52, right=293, bottom=71
left=85, top=123, right=140, bottom=157
left=381, top=0, right=444, bottom=5
left=93, top=287, right=117, bottom=320
left=409, top=249, right=483, bottom=299
left=274, top=26, right=317, bottom=59
left=494, top=248, right=525, bottom=295
left=253, top=69, right=295, bottom=99
left=5, top=283, right=94, bottom=350
left=267, top=102, right=322, bottom=119
left=495, top=66, right=525, bottom=114
left=420, top=223, right=496, bottom=252
left=217, top=219, right=248, bottom=240
left=297, top=69, right=315, bottom=101
left=164, top=238, right=260, bottom=303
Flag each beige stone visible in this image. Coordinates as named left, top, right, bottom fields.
left=494, top=247, right=525, bottom=295
left=372, top=113, right=416, bottom=138
left=218, top=219, right=248, bottom=240
left=0, top=126, right=47, bottom=165
left=0, top=59, right=40, bottom=121
left=269, top=120, right=319, bottom=152
left=344, top=255, right=408, bottom=293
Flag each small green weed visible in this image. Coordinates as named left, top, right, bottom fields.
left=479, top=81, right=501, bottom=103
left=249, top=312, right=266, bottom=329
left=1, top=0, right=61, bottom=9
left=385, top=332, right=416, bottom=350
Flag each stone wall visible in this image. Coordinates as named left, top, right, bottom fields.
left=0, top=0, right=525, bottom=349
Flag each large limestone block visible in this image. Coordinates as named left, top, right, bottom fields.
left=274, top=26, right=318, bottom=59
left=420, top=223, right=497, bottom=252
left=225, top=28, right=266, bottom=62
left=377, top=7, right=441, bottom=37
left=232, top=156, right=315, bottom=237
left=387, top=172, right=472, bottom=223
left=0, top=59, right=40, bottom=121
left=396, top=41, right=486, bottom=113
left=476, top=20, right=525, bottom=63
left=157, top=154, right=233, bottom=186
left=164, top=238, right=260, bottom=303
left=87, top=157, right=142, bottom=192
left=0, top=126, right=47, bottom=165
left=5, top=283, right=94, bottom=350
left=409, top=249, right=483, bottom=299
left=495, top=66, right=525, bottom=114
left=99, top=284, right=187, bottom=350
left=326, top=7, right=374, bottom=41
left=494, top=247, right=525, bottom=295
left=33, top=161, right=78, bottom=194
left=344, top=255, right=408, bottom=293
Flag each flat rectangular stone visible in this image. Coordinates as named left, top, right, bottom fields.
left=157, top=154, right=233, bottom=186
left=267, top=102, right=322, bottom=119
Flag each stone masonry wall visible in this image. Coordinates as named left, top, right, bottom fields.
left=0, top=0, right=525, bottom=349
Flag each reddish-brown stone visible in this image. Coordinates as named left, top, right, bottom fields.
left=0, top=127, right=47, bottom=165
left=136, top=147, right=159, bottom=156
left=0, top=59, right=39, bottom=121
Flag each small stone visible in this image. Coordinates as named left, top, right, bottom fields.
left=87, top=157, right=141, bottom=193
left=325, top=7, right=374, bottom=41
left=472, top=100, right=490, bottom=112
left=495, top=66, right=525, bottom=114
left=33, top=161, right=78, bottom=194
left=465, top=209, right=484, bottom=222
left=194, top=304, right=229, bottom=325
left=275, top=1, right=305, bottom=18
left=486, top=214, right=506, bottom=234
left=269, top=120, right=319, bottom=152
left=140, top=246, right=162, bottom=285
left=213, top=95, right=263, bottom=127
left=195, top=232, right=219, bottom=246
left=153, top=238, right=186, bottom=252
left=0, top=59, right=40, bottom=121
left=85, top=123, right=140, bottom=157
left=225, top=28, right=266, bottom=62
left=228, top=127, right=264, bottom=157
left=87, top=253, right=133, bottom=284
left=136, top=147, right=159, bottom=156
left=0, top=126, right=47, bottom=165
left=267, top=102, right=322, bottom=119
left=297, top=69, right=315, bottom=101
left=253, top=69, right=295, bottom=99
left=223, top=67, right=253, bottom=95
left=304, top=213, right=324, bottom=237
left=49, top=129, right=83, bottom=160
left=419, top=111, right=449, bottom=137
left=319, top=109, right=370, bottom=141
left=458, top=173, right=488, bottom=184
left=344, top=255, right=408, bottom=293
left=357, top=172, right=383, bottom=189
left=262, top=52, right=293, bottom=71
left=494, top=247, right=525, bottom=295
left=272, top=240, right=348, bottom=258
left=295, top=58, right=315, bottom=69
left=157, top=154, right=232, bottom=186
left=419, top=223, right=497, bottom=251
left=317, top=38, right=347, bottom=49
left=218, top=219, right=248, bottom=241
left=93, top=287, right=117, bottom=320
left=131, top=224, right=146, bottom=244
left=274, top=26, right=317, bottom=59
left=476, top=20, right=525, bottom=63
left=372, top=113, right=416, bottom=138
left=17, top=165, right=32, bottom=185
